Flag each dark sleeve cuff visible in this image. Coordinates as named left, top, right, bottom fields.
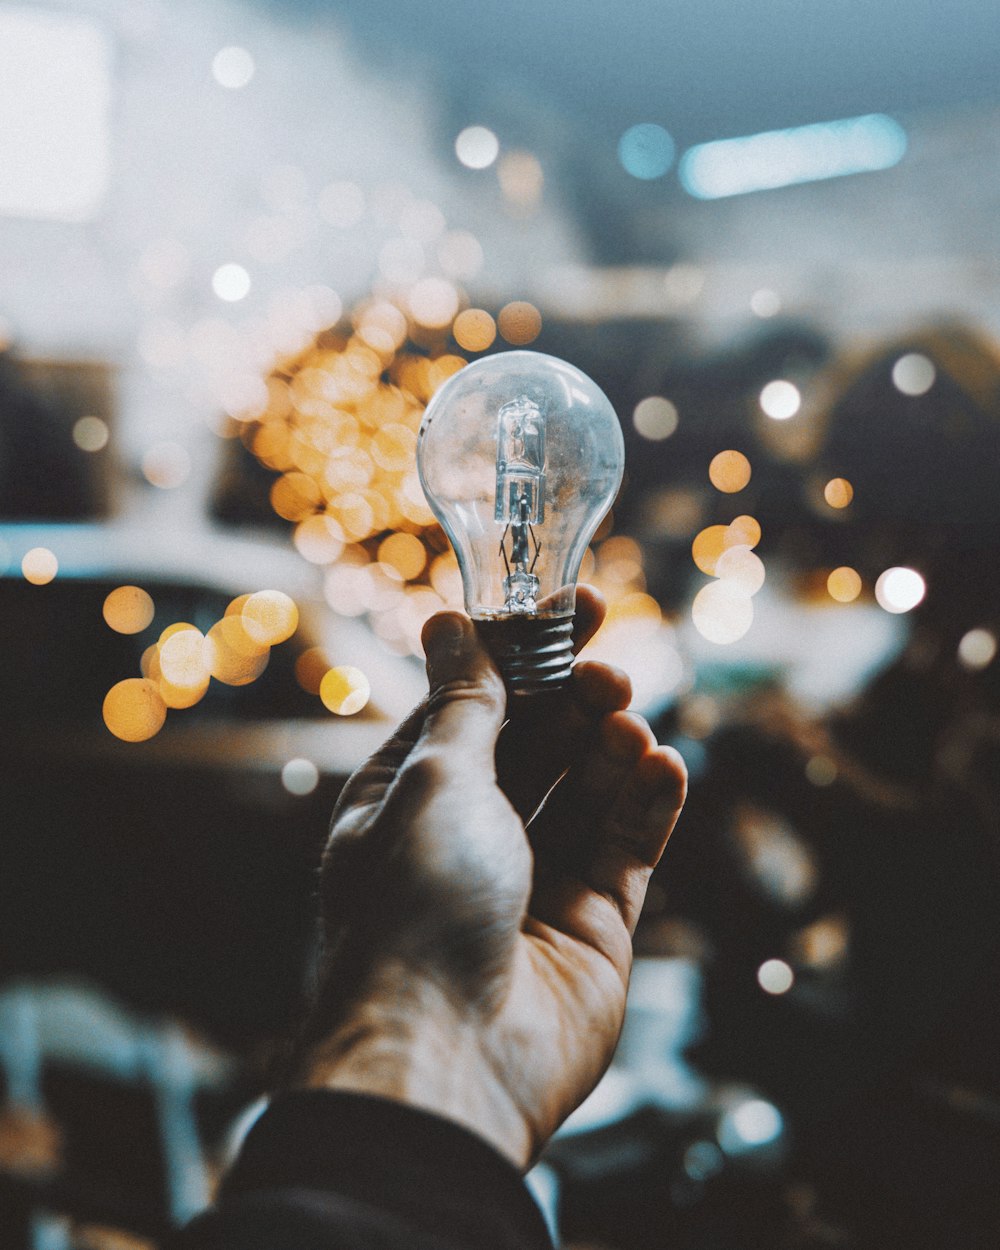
left=197, top=1089, right=554, bottom=1250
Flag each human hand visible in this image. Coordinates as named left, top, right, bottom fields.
left=293, top=588, right=687, bottom=1169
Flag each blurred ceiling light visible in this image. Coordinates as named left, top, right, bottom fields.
left=618, top=122, right=675, bottom=180
left=455, top=125, right=499, bottom=170
left=875, top=566, right=926, bottom=614
left=0, top=8, right=111, bottom=221
left=212, top=263, right=252, bottom=302
left=632, top=396, right=678, bottom=440
left=211, top=45, right=255, bottom=90
left=73, top=415, right=109, bottom=452
left=958, top=628, right=997, bottom=670
left=891, top=352, right=936, bottom=396
left=281, top=757, right=319, bottom=795
left=757, top=958, right=794, bottom=995
left=21, top=547, right=58, bottom=586
left=759, top=379, right=801, bottom=420
left=680, top=114, right=906, bottom=200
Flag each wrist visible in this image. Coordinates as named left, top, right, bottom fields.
left=293, top=967, right=533, bottom=1170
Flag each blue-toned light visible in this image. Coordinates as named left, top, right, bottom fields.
left=679, top=114, right=907, bottom=200
left=619, top=123, right=675, bottom=180
left=718, top=1098, right=785, bottom=1155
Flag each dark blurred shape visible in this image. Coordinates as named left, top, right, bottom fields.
left=645, top=319, right=1000, bottom=1248
left=0, top=575, right=343, bottom=1046
left=0, top=352, right=112, bottom=520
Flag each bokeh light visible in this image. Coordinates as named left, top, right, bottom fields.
left=618, top=123, right=675, bottom=179
left=408, top=278, right=460, bottom=329
left=294, top=646, right=331, bottom=694
left=293, top=515, right=345, bottom=565
left=892, top=352, right=936, bottom=396
left=211, top=46, right=255, bottom=89
left=805, top=755, right=838, bottom=786
left=452, top=308, right=497, bottom=353
left=750, top=288, right=781, bottom=318
left=102, top=586, right=155, bottom=634
left=757, top=958, right=795, bottom=995
left=72, top=415, right=109, bottom=452
left=759, top=379, right=801, bottom=420
left=692, top=580, right=755, bottom=644
left=957, top=628, right=997, bottom=671
left=320, top=665, right=371, bottom=715
left=455, top=125, right=499, bottom=170
left=438, top=231, right=484, bottom=280
left=207, top=617, right=270, bottom=685
left=142, top=442, right=191, bottom=489
left=726, top=515, right=762, bottom=549
left=281, top=757, right=319, bottom=795
left=378, top=532, right=427, bottom=580
left=102, top=678, right=167, bottom=743
left=632, top=396, right=678, bottom=440
left=709, top=449, right=751, bottom=493
left=719, top=1099, right=784, bottom=1151
left=827, top=566, right=863, bottom=603
left=715, top=545, right=765, bottom=595
left=497, top=151, right=544, bottom=208
left=241, top=590, right=299, bottom=645
left=875, top=566, right=926, bottom=614
left=159, top=628, right=211, bottom=688
left=824, top=477, right=854, bottom=508
left=22, top=547, right=58, bottom=585
left=497, top=301, right=542, bottom=345
left=691, top=525, right=729, bottom=576
left=212, top=263, right=251, bottom=302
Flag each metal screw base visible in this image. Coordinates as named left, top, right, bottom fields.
left=474, top=612, right=575, bottom=696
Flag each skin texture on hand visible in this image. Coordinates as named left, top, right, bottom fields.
left=292, top=587, right=687, bottom=1170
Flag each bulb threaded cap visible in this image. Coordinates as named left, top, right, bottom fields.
left=474, top=611, right=575, bottom=695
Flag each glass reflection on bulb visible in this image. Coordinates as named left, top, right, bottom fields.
left=417, top=351, right=624, bottom=693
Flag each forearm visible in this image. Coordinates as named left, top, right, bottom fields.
left=294, top=964, right=533, bottom=1170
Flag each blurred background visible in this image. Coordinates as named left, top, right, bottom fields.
left=3, top=0, right=1000, bottom=1246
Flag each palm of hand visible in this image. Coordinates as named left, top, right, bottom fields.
left=306, top=592, right=686, bottom=1164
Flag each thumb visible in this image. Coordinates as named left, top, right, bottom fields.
left=420, top=611, right=507, bottom=764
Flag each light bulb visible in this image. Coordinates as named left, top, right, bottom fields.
left=417, top=350, right=624, bottom=693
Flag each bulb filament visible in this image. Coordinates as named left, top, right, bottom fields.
left=495, top=396, right=546, bottom=613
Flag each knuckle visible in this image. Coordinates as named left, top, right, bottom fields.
left=427, top=674, right=504, bottom=716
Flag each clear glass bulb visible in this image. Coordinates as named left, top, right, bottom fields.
left=417, top=350, right=624, bottom=693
